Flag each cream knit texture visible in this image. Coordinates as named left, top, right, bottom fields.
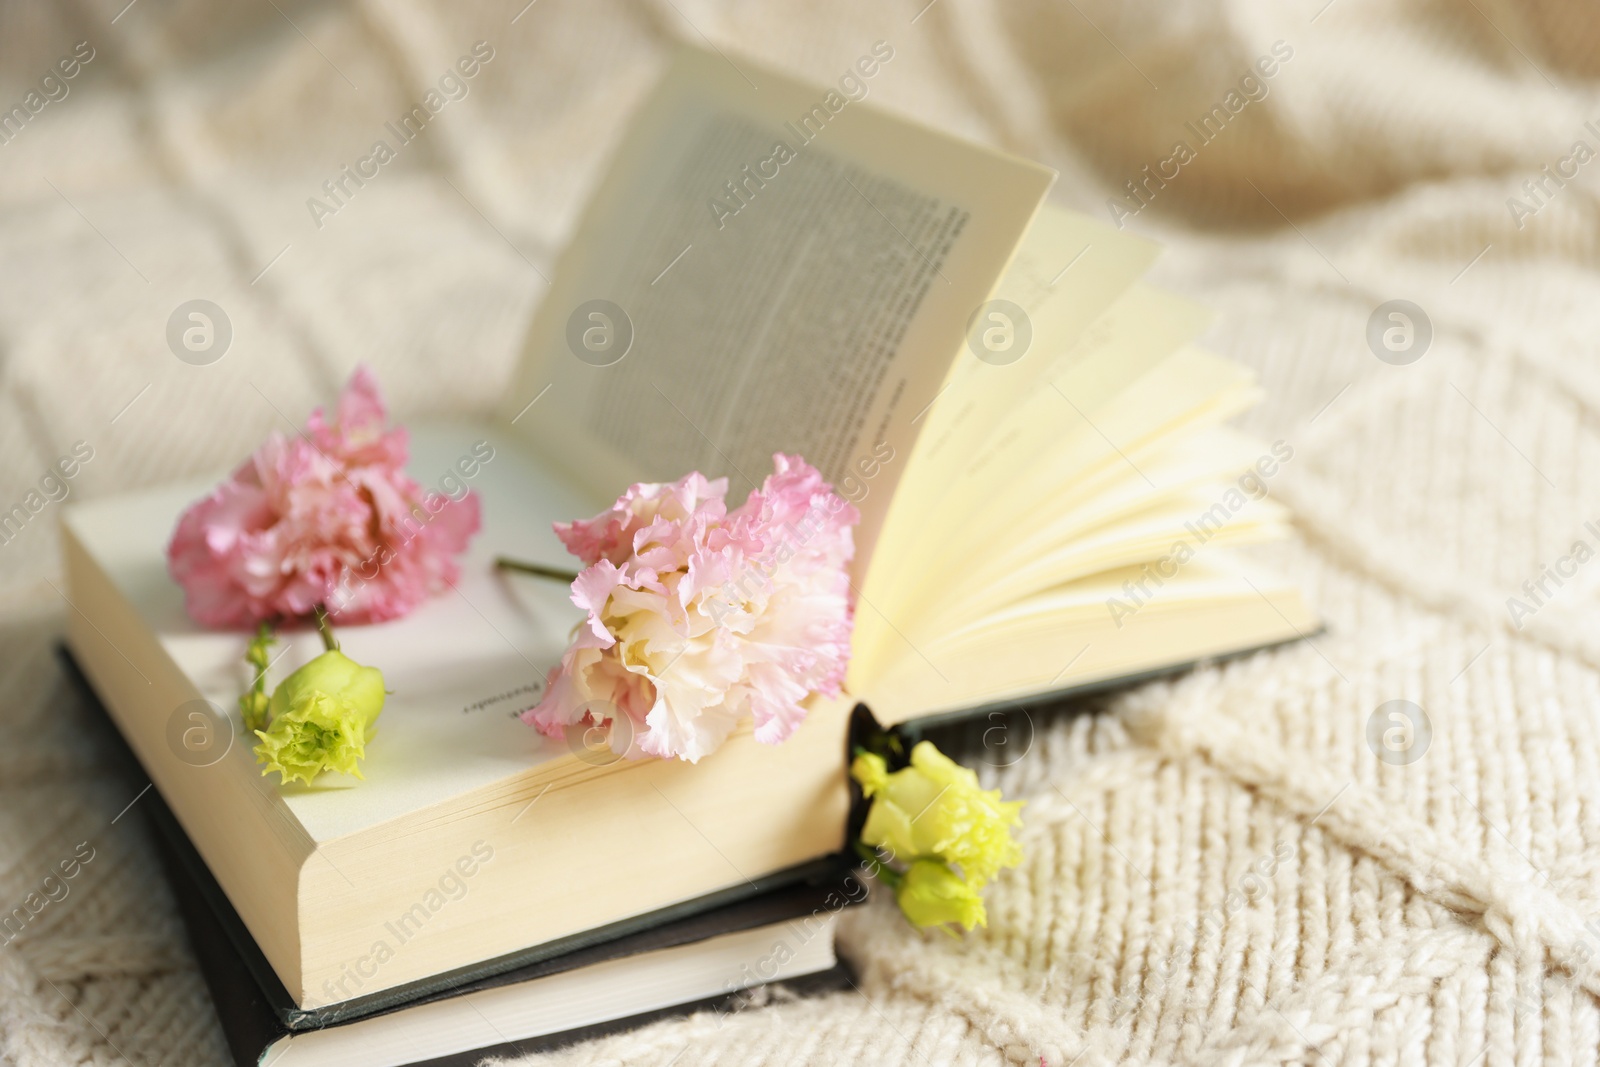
left=2, top=0, right=1597, bottom=1064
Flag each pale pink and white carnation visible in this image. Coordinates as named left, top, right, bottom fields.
left=524, top=454, right=858, bottom=763
left=167, top=366, right=481, bottom=627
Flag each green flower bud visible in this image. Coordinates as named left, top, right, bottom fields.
left=855, top=741, right=1023, bottom=889
left=896, top=859, right=987, bottom=931
left=850, top=750, right=890, bottom=797
left=253, top=650, right=385, bottom=786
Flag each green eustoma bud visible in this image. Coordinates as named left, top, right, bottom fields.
left=896, top=859, right=987, bottom=932
left=850, top=738, right=1026, bottom=932
left=855, top=740, right=1024, bottom=890
left=253, top=650, right=385, bottom=786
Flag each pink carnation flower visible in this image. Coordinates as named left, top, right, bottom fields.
left=523, top=454, right=858, bottom=763
left=167, top=366, right=481, bottom=627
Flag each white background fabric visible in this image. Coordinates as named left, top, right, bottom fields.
left=3, top=1, right=1599, bottom=1064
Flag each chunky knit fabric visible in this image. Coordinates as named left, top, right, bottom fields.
left=4, top=0, right=1600, bottom=1064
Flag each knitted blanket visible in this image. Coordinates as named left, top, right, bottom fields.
left=4, top=1, right=1598, bottom=1064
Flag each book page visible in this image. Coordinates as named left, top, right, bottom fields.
left=863, top=562, right=1317, bottom=725
left=856, top=345, right=1277, bottom=698
left=501, top=45, right=1053, bottom=561
left=901, top=207, right=1160, bottom=486
left=62, top=425, right=596, bottom=844
left=849, top=287, right=1215, bottom=687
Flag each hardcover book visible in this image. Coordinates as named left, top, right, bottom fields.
left=64, top=646, right=853, bottom=1067
left=59, top=43, right=1315, bottom=1026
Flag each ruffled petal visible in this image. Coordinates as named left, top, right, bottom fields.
left=526, top=454, right=856, bottom=762
left=167, top=365, right=481, bottom=627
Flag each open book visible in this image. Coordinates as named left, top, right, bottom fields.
left=61, top=46, right=1315, bottom=1013
left=503, top=45, right=1315, bottom=725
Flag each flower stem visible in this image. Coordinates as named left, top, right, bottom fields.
left=495, top=556, right=581, bottom=583
left=313, top=605, right=339, bottom=652
left=240, top=621, right=277, bottom=733
left=853, top=840, right=902, bottom=889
